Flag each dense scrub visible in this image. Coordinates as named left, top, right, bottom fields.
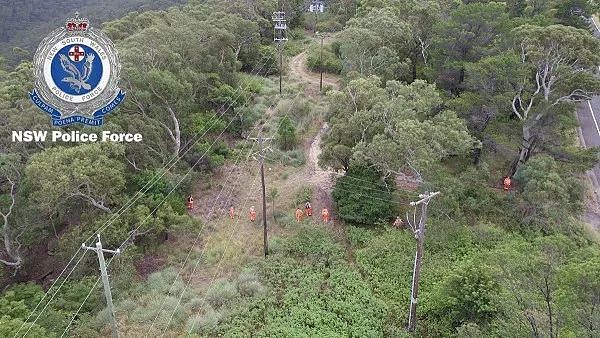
left=1, top=0, right=600, bottom=336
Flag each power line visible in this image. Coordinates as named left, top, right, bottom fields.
left=178, top=138, right=274, bottom=335
left=51, top=59, right=276, bottom=337
left=21, top=250, right=89, bottom=337
left=168, top=176, right=260, bottom=336
left=147, top=121, right=264, bottom=334
left=60, top=108, right=249, bottom=337
left=165, top=92, right=303, bottom=335
left=16, top=59, right=274, bottom=337
left=165, top=93, right=300, bottom=332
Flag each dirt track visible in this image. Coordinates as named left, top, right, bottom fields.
left=287, top=35, right=341, bottom=221
left=290, top=51, right=339, bottom=91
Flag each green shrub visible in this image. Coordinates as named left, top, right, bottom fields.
left=287, top=28, right=307, bottom=41
left=316, top=18, right=344, bottom=32
left=424, top=259, right=501, bottom=336
left=131, top=170, right=185, bottom=214
left=347, top=225, right=380, bottom=248
left=283, top=42, right=305, bottom=57
left=276, top=96, right=312, bottom=129
left=186, top=308, right=222, bottom=335
left=252, top=45, right=278, bottom=75
left=183, top=297, right=207, bottom=314
left=267, top=149, right=306, bottom=167
left=236, top=268, right=266, bottom=297
left=146, top=268, right=183, bottom=296
left=0, top=280, right=102, bottom=336
left=306, top=45, right=343, bottom=74
left=131, top=295, right=183, bottom=328
left=275, top=212, right=296, bottom=228
left=514, top=155, right=584, bottom=235
left=332, top=165, right=394, bottom=226
left=0, top=316, right=51, bottom=337
left=276, top=116, right=297, bottom=150
left=280, top=224, right=344, bottom=263
left=205, top=279, right=239, bottom=309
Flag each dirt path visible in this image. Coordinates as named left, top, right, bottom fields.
left=287, top=36, right=342, bottom=222
left=290, top=51, right=339, bottom=91
left=178, top=36, right=345, bottom=282
left=305, top=122, right=341, bottom=218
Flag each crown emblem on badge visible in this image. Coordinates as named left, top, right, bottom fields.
left=65, top=12, right=89, bottom=32
left=30, top=12, right=126, bottom=127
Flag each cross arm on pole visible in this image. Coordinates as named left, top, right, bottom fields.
left=410, top=191, right=440, bottom=206
left=81, top=234, right=121, bottom=255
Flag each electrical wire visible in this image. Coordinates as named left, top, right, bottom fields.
left=22, top=56, right=274, bottom=338
left=57, top=57, right=278, bottom=337
left=162, top=92, right=302, bottom=335
left=147, top=119, right=263, bottom=334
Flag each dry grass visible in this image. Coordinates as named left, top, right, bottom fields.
left=118, top=40, right=343, bottom=335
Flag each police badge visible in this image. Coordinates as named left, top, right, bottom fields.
left=30, top=12, right=125, bottom=126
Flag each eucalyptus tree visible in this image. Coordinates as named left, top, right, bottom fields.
left=336, top=5, right=419, bottom=82
left=116, top=12, right=238, bottom=158
left=23, top=143, right=126, bottom=216
left=432, top=1, right=512, bottom=92
left=321, top=76, right=477, bottom=183
left=0, top=154, right=23, bottom=268
left=509, top=24, right=600, bottom=174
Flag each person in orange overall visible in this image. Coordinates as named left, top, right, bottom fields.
left=229, top=207, right=235, bottom=219
left=321, top=208, right=330, bottom=223
left=187, top=195, right=194, bottom=210
left=393, top=216, right=404, bottom=229
left=305, top=202, right=312, bottom=217
left=249, top=206, right=256, bottom=222
left=503, top=176, right=512, bottom=191
left=295, top=208, right=303, bottom=223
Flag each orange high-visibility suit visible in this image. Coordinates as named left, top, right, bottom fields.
left=187, top=196, right=194, bottom=210
left=503, top=177, right=512, bottom=191
left=305, top=202, right=312, bottom=217
left=393, top=216, right=404, bottom=229
left=322, top=208, right=330, bottom=223
left=249, top=206, right=256, bottom=222
left=229, top=207, right=235, bottom=219
left=295, top=208, right=303, bottom=223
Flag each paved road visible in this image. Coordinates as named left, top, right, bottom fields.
left=576, top=16, right=600, bottom=229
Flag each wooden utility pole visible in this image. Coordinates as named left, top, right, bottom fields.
left=272, top=11, right=288, bottom=95
left=82, top=235, right=121, bottom=338
left=249, top=134, right=273, bottom=256
left=406, top=191, right=440, bottom=332
left=316, top=32, right=325, bottom=92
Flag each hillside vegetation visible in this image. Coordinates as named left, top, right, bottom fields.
left=0, top=0, right=186, bottom=65
left=0, top=0, right=599, bottom=337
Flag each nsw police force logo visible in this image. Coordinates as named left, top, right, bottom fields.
left=30, top=12, right=125, bottom=126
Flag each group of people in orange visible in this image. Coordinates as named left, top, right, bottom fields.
left=294, top=202, right=329, bottom=223
left=223, top=202, right=331, bottom=223
left=187, top=195, right=331, bottom=223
